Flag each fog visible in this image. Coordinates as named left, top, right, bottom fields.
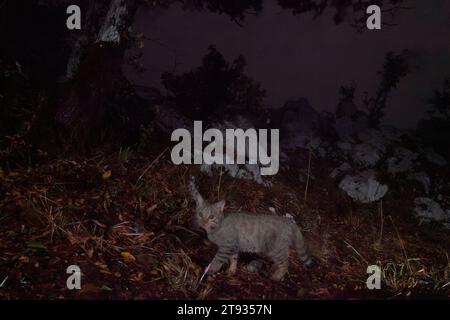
left=125, top=0, right=450, bottom=128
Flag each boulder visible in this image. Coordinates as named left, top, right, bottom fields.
left=387, top=147, right=419, bottom=174
left=338, top=170, right=388, bottom=203
left=200, top=163, right=268, bottom=186
left=414, top=198, right=449, bottom=222
left=200, top=115, right=271, bottom=186
left=352, top=143, right=383, bottom=167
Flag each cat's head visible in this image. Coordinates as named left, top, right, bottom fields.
left=192, top=193, right=225, bottom=234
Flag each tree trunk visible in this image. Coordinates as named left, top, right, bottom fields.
left=55, top=0, right=138, bottom=152
left=25, top=0, right=138, bottom=153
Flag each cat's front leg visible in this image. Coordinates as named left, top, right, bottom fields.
left=208, top=254, right=227, bottom=274
left=208, top=248, right=233, bottom=275
left=227, top=254, right=238, bottom=275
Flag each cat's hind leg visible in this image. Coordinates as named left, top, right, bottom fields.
left=267, top=246, right=289, bottom=281
left=270, top=261, right=288, bottom=281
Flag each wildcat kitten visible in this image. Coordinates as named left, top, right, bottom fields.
left=189, top=177, right=312, bottom=281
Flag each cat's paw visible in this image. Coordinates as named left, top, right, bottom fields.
left=227, top=267, right=237, bottom=276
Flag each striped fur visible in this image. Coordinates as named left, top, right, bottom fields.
left=190, top=177, right=312, bottom=281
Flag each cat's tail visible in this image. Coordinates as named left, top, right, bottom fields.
left=293, top=226, right=312, bottom=267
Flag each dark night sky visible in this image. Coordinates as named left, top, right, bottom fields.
left=125, top=0, right=450, bottom=128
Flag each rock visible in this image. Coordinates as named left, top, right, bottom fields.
left=237, top=164, right=267, bottom=185
left=338, top=170, right=388, bottom=203
left=407, top=172, right=431, bottom=194
left=193, top=114, right=271, bottom=185
left=352, top=144, right=383, bottom=167
left=414, top=198, right=449, bottom=222
left=425, top=150, right=448, bottom=167
left=387, top=147, right=419, bottom=174
left=330, top=162, right=352, bottom=179
left=97, top=0, right=130, bottom=43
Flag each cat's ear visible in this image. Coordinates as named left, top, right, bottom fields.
left=216, top=200, right=225, bottom=213
left=195, top=193, right=204, bottom=207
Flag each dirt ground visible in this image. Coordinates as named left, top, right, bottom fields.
left=0, top=144, right=449, bottom=300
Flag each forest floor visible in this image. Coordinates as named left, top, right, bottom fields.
left=0, top=141, right=449, bottom=300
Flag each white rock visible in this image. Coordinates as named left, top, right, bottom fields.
left=237, top=164, right=266, bottom=185
left=414, top=198, right=448, bottom=222
left=97, top=0, right=128, bottom=43
left=352, top=144, right=383, bottom=167
left=200, top=163, right=269, bottom=186
left=387, top=147, right=419, bottom=174
left=338, top=170, right=388, bottom=203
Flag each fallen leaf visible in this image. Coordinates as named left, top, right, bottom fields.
left=102, top=170, right=112, bottom=180
left=18, top=256, right=30, bottom=263
left=101, top=285, right=113, bottom=292
left=121, top=251, right=136, bottom=262
left=129, top=272, right=144, bottom=282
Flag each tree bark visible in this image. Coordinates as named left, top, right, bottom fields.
left=22, top=0, right=138, bottom=153
left=54, top=0, right=138, bottom=152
